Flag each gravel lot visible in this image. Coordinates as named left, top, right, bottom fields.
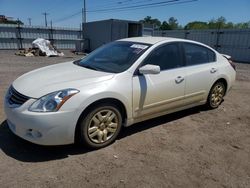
left=0, top=50, right=249, bottom=188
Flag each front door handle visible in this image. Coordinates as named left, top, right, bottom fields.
left=175, top=76, right=184, bottom=84
left=210, top=68, right=217, bottom=73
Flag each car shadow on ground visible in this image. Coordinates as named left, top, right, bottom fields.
left=0, top=106, right=208, bottom=162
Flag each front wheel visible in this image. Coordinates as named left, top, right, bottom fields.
left=207, top=82, right=226, bottom=109
left=78, top=104, right=122, bottom=149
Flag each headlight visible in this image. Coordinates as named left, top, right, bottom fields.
left=29, top=89, right=79, bottom=112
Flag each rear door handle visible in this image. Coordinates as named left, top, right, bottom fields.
left=210, top=68, right=217, bottom=73
left=175, top=76, right=184, bottom=84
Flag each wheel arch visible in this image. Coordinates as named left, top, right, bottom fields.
left=74, top=98, right=128, bottom=143
left=212, top=77, right=228, bottom=93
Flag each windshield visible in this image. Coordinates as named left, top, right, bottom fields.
left=75, top=41, right=150, bottom=73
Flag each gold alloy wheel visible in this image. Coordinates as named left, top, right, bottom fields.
left=87, top=109, right=119, bottom=144
left=210, top=84, right=225, bottom=107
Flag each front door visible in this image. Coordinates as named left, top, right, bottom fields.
left=132, top=43, right=186, bottom=118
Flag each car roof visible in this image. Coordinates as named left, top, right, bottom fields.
left=118, top=36, right=189, bottom=45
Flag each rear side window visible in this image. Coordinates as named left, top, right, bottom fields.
left=143, top=43, right=183, bottom=71
left=183, top=43, right=216, bottom=66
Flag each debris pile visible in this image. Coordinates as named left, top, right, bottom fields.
left=15, top=38, right=64, bottom=57
left=15, top=48, right=43, bottom=57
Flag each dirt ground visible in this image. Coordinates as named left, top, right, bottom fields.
left=0, top=50, right=249, bottom=188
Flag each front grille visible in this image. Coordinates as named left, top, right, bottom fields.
left=7, top=86, right=30, bottom=107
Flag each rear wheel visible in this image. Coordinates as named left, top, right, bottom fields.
left=207, top=82, right=226, bottom=109
left=79, top=104, right=122, bottom=149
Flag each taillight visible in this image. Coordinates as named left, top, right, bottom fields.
left=228, top=59, right=236, bottom=70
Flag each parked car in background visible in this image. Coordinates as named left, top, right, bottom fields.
left=4, top=37, right=236, bottom=149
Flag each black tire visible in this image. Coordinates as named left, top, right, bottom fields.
left=206, top=81, right=226, bottom=109
left=78, top=104, right=122, bottom=149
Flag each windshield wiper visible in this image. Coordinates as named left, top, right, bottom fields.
left=73, top=60, right=98, bottom=71
left=82, top=64, right=99, bottom=71
left=74, top=60, right=112, bottom=73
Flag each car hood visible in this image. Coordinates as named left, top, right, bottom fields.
left=12, top=61, right=114, bottom=98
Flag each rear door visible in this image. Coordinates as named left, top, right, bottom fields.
left=182, top=42, right=218, bottom=105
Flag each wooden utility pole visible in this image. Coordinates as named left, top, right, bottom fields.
left=82, top=8, right=84, bottom=24
left=83, top=0, right=86, bottom=23
left=50, top=20, right=54, bottom=44
left=17, top=18, right=23, bottom=49
left=28, top=18, right=31, bottom=26
left=42, top=12, right=49, bottom=27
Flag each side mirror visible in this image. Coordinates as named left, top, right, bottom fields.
left=139, top=64, right=160, bottom=75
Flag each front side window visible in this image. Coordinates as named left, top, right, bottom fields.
left=183, top=43, right=216, bottom=66
left=75, top=41, right=150, bottom=73
left=142, top=43, right=183, bottom=71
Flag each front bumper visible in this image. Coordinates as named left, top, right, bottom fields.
left=4, top=98, right=79, bottom=146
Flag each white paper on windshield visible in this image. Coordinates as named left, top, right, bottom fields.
left=130, top=44, right=148, bottom=50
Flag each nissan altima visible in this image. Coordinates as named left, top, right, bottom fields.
left=4, top=37, right=236, bottom=148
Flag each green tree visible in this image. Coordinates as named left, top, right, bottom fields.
left=168, top=17, right=179, bottom=29
left=234, top=21, right=250, bottom=29
left=225, top=22, right=234, bottom=29
left=139, top=16, right=161, bottom=28
left=184, top=21, right=208, bottom=30
left=141, top=16, right=250, bottom=31
left=208, top=16, right=227, bottom=29
left=160, top=21, right=171, bottom=30
left=159, top=17, right=180, bottom=30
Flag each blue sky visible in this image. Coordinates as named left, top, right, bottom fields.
left=0, top=0, right=249, bottom=28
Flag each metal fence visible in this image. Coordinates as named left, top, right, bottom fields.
left=144, top=28, right=250, bottom=63
left=1, top=24, right=250, bottom=62
left=0, top=24, right=83, bottom=50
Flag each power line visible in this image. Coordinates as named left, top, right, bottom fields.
left=88, top=0, right=197, bottom=13
left=53, top=0, right=197, bottom=24
left=88, top=0, right=180, bottom=12
left=53, top=11, right=81, bottom=23
left=87, top=0, right=149, bottom=9
left=54, top=0, right=171, bottom=23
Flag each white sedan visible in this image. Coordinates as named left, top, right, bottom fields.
left=4, top=37, right=236, bottom=148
